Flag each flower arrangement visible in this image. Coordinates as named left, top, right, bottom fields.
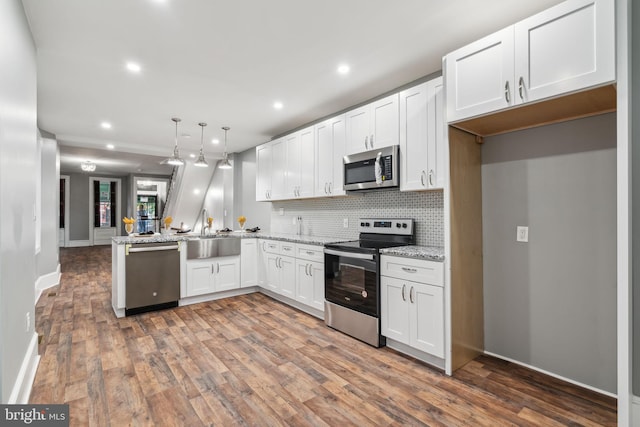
left=237, top=215, right=246, bottom=230
left=122, top=217, right=135, bottom=234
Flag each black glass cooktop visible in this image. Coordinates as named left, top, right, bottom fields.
left=325, top=239, right=411, bottom=255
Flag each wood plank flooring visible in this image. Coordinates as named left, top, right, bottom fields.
left=30, top=246, right=617, bottom=426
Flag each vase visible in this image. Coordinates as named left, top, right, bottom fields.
left=125, top=223, right=134, bottom=235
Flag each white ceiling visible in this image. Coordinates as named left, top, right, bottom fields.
left=22, top=0, right=563, bottom=175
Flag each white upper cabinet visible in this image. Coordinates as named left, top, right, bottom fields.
left=399, top=77, right=445, bottom=192
left=315, top=114, right=346, bottom=197
left=255, top=143, right=272, bottom=201
left=270, top=137, right=287, bottom=200
left=514, top=0, right=615, bottom=104
left=346, top=93, right=399, bottom=155
left=445, top=27, right=515, bottom=123
left=295, top=126, right=315, bottom=198
left=445, top=0, right=614, bottom=123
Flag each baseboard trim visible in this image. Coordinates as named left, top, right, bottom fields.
left=258, top=288, right=324, bottom=320
left=179, top=287, right=259, bottom=307
left=67, top=240, right=90, bottom=248
left=7, top=333, right=40, bottom=404
left=484, top=350, right=617, bottom=399
left=35, top=264, right=61, bottom=303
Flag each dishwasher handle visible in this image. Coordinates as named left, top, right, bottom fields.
left=127, top=244, right=179, bottom=254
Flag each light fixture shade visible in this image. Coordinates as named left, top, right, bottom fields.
left=218, top=157, right=232, bottom=169
left=81, top=161, right=96, bottom=172
left=218, top=126, right=232, bottom=170
left=194, top=122, right=209, bottom=167
left=164, top=118, right=185, bottom=166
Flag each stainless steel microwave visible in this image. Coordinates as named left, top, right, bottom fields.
left=343, top=145, right=399, bottom=191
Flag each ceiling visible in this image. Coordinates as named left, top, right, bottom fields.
left=22, top=0, right=563, bottom=175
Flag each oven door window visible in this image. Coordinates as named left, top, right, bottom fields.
left=325, top=255, right=378, bottom=316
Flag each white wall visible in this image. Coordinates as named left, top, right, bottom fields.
left=0, top=0, right=39, bottom=402
left=482, top=113, right=617, bottom=394
left=234, top=148, right=271, bottom=232
left=36, top=138, right=60, bottom=278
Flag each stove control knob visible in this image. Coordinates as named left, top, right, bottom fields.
left=402, top=223, right=408, bottom=228
left=396, top=223, right=401, bottom=228
left=365, top=222, right=370, bottom=227
left=360, top=222, right=365, bottom=227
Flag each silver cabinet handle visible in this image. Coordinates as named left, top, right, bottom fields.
left=420, top=171, right=426, bottom=187
left=364, top=135, right=368, bottom=150
left=370, top=134, right=374, bottom=147
left=211, top=264, right=214, bottom=274
left=328, top=182, right=332, bottom=194
left=324, top=182, right=328, bottom=194
left=518, top=76, right=525, bottom=100
left=262, top=242, right=267, bottom=252
left=283, top=246, right=291, bottom=252
left=428, top=170, right=434, bottom=187
left=401, top=284, right=406, bottom=301
left=306, top=251, right=316, bottom=256
left=309, top=264, right=312, bottom=277
left=505, top=81, right=511, bottom=103
left=410, top=286, right=415, bottom=303
left=402, top=267, right=418, bottom=273
left=277, top=257, right=281, bottom=269
left=217, top=262, right=220, bottom=274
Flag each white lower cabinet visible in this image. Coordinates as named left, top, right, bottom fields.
left=264, top=242, right=296, bottom=298
left=240, top=239, right=257, bottom=288
left=295, top=260, right=324, bottom=311
left=185, top=256, right=240, bottom=297
left=381, top=256, right=444, bottom=359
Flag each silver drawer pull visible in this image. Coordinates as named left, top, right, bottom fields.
left=306, top=251, right=316, bottom=256
left=409, top=286, right=414, bottom=304
left=283, top=247, right=292, bottom=251
left=401, top=284, right=406, bottom=301
left=402, top=267, right=418, bottom=273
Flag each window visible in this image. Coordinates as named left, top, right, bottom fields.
left=94, top=180, right=116, bottom=228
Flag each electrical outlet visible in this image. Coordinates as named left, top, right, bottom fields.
left=516, top=226, right=529, bottom=242
left=25, top=312, right=30, bottom=332
left=343, top=218, right=349, bottom=228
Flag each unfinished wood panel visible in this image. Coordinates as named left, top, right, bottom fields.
left=451, top=84, right=616, bottom=137
left=449, top=126, right=484, bottom=371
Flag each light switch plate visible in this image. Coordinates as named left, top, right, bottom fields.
left=343, top=218, right=349, bottom=228
left=516, top=226, right=529, bottom=242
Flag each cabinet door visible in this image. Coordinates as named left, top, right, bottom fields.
left=265, top=253, right=280, bottom=293
left=186, top=261, right=214, bottom=297
left=380, top=276, right=410, bottom=344
left=445, top=26, right=515, bottom=122
left=256, top=144, right=272, bottom=201
left=345, top=106, right=370, bottom=155
left=410, top=282, right=444, bottom=358
left=297, top=126, right=315, bottom=198
left=427, top=77, right=445, bottom=189
left=399, top=82, right=428, bottom=192
left=270, top=138, right=287, bottom=200
left=370, top=93, right=399, bottom=149
left=514, top=0, right=615, bottom=104
left=295, top=260, right=313, bottom=306
left=279, top=255, right=296, bottom=298
left=329, top=114, right=346, bottom=196
left=257, top=240, right=269, bottom=288
left=284, top=133, right=300, bottom=199
left=240, top=239, right=257, bottom=288
left=315, top=119, right=333, bottom=197
left=309, top=261, right=325, bottom=312
left=214, top=257, right=240, bottom=292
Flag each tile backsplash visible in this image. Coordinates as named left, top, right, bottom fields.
left=270, top=189, right=444, bottom=247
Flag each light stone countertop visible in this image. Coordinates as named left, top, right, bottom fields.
left=112, top=232, right=348, bottom=246
left=379, top=245, right=445, bottom=262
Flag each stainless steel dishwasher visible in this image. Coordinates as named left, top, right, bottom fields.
left=125, top=241, right=181, bottom=316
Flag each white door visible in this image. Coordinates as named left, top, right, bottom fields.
left=295, top=260, right=313, bottom=306
left=270, top=138, right=287, bottom=200
left=257, top=240, right=269, bottom=288
left=315, top=119, right=333, bottom=197
left=399, top=82, right=429, bottom=191
left=284, top=132, right=300, bottom=199
left=329, top=114, right=346, bottom=196
left=297, top=126, right=315, bottom=198
left=309, top=261, right=325, bottom=311
left=279, top=256, right=296, bottom=298
left=427, top=78, right=445, bottom=189
left=256, top=144, right=272, bottom=201
left=186, top=261, right=214, bottom=297
left=380, top=276, right=410, bottom=344
left=370, top=93, right=399, bottom=149
left=345, top=106, right=370, bottom=155
left=445, top=26, right=515, bottom=122
left=215, top=257, right=240, bottom=292
left=514, top=0, right=615, bottom=104
left=240, top=239, right=257, bottom=288
left=265, top=253, right=280, bottom=293
left=410, top=282, right=444, bottom=358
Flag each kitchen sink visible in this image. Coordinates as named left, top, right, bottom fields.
left=186, top=237, right=241, bottom=260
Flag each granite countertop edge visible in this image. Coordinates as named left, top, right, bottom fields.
left=112, top=232, right=349, bottom=246
left=379, top=245, right=445, bottom=262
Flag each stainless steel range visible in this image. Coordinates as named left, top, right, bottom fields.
left=324, top=218, right=415, bottom=347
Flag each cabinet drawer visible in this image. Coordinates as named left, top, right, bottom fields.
left=380, top=255, right=444, bottom=287
left=263, top=240, right=281, bottom=254
left=295, top=243, right=324, bottom=262
left=280, top=242, right=295, bottom=256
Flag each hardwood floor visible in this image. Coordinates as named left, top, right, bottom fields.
left=30, top=246, right=616, bottom=426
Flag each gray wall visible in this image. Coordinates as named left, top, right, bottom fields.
left=0, top=0, right=38, bottom=401
left=234, top=149, right=271, bottom=232
left=68, top=173, right=129, bottom=241
left=36, top=138, right=59, bottom=277
left=482, top=113, right=617, bottom=393
left=633, top=0, right=640, bottom=395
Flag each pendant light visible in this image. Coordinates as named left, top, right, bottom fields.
left=218, top=126, right=232, bottom=170
left=165, top=117, right=185, bottom=166
left=194, top=122, right=209, bottom=167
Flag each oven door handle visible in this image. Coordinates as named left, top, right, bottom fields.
left=324, top=248, right=374, bottom=261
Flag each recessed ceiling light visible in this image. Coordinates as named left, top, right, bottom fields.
left=211, top=138, right=220, bottom=145
left=106, top=144, right=115, bottom=150
left=126, top=62, right=142, bottom=73
left=193, top=189, right=201, bottom=195
left=273, top=101, right=283, bottom=110
left=100, top=122, right=112, bottom=129
left=337, top=64, right=350, bottom=75
left=189, top=153, right=196, bottom=158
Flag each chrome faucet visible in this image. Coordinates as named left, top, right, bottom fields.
left=201, top=208, right=209, bottom=236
